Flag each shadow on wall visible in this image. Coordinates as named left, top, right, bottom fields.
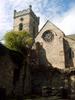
left=35, top=42, right=52, bottom=67
left=0, top=43, right=24, bottom=95
left=30, top=42, right=64, bottom=95
left=64, top=39, right=74, bottom=68
left=0, top=43, right=65, bottom=96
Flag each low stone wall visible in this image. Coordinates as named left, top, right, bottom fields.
left=0, top=44, right=24, bottom=95
left=0, top=44, right=32, bottom=96
left=0, top=54, right=15, bottom=95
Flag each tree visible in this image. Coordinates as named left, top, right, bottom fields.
left=4, top=31, right=33, bottom=95
left=4, top=31, right=33, bottom=53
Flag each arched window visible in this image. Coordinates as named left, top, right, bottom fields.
left=19, top=23, right=23, bottom=31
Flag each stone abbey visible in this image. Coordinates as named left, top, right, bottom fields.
left=0, top=5, right=75, bottom=97
left=13, top=5, right=75, bottom=69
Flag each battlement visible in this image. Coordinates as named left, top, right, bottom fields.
left=14, top=5, right=39, bottom=22
left=14, top=8, right=30, bottom=18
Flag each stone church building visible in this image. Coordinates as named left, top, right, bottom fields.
left=0, top=5, right=75, bottom=96
left=13, top=5, right=75, bottom=69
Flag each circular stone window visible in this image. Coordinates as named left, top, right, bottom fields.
left=42, top=30, right=54, bottom=42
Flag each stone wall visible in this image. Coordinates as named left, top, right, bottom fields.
left=0, top=44, right=25, bottom=95
left=0, top=55, right=17, bottom=95
left=13, top=14, right=30, bottom=32
left=35, top=21, right=65, bottom=69
left=0, top=46, right=15, bottom=95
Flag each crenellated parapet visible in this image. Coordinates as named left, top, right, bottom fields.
left=14, top=9, right=30, bottom=18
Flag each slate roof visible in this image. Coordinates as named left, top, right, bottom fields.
left=66, top=34, right=75, bottom=41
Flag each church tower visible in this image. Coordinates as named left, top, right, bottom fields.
left=13, top=5, right=39, bottom=38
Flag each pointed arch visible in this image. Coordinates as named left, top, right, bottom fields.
left=19, top=23, right=23, bottom=31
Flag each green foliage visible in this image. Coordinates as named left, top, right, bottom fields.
left=4, top=31, right=33, bottom=52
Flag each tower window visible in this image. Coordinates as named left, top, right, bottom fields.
left=19, top=23, right=23, bottom=31
left=20, top=18, right=24, bottom=21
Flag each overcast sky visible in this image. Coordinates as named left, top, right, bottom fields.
left=0, top=0, right=75, bottom=40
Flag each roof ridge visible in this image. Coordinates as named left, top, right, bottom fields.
left=39, top=20, right=65, bottom=34
left=65, top=36, right=75, bottom=41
